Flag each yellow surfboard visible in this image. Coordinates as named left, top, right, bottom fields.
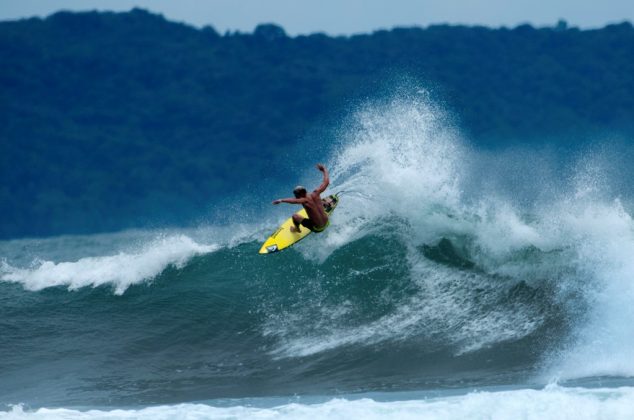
left=259, top=195, right=339, bottom=254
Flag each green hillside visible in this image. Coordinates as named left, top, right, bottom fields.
left=1, top=9, right=633, bottom=238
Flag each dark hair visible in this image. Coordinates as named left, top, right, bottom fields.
left=293, top=186, right=307, bottom=198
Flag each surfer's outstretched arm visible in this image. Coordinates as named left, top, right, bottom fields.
left=314, top=164, right=329, bottom=194
left=272, top=198, right=305, bottom=205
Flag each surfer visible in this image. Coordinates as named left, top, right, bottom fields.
left=272, top=164, right=330, bottom=233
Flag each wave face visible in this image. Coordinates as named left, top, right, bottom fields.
left=2, top=93, right=634, bottom=408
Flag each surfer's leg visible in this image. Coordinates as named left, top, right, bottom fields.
left=291, top=214, right=304, bottom=233
left=300, top=218, right=317, bottom=232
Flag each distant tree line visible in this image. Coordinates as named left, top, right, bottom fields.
left=1, top=9, right=633, bottom=238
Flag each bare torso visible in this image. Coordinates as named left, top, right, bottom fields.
left=302, top=191, right=328, bottom=227
left=272, top=164, right=331, bottom=231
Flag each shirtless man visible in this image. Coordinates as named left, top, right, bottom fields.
left=272, top=164, right=330, bottom=233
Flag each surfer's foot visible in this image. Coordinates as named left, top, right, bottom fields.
left=291, top=226, right=301, bottom=233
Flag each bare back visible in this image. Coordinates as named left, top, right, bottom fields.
left=302, top=191, right=328, bottom=227
left=272, top=164, right=331, bottom=231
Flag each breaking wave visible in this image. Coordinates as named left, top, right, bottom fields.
left=2, top=91, right=634, bottom=409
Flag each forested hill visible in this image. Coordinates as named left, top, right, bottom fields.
left=2, top=9, right=634, bottom=239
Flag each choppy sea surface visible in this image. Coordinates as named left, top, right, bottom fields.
left=2, top=95, right=634, bottom=419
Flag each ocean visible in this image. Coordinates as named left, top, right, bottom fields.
left=2, top=95, right=634, bottom=419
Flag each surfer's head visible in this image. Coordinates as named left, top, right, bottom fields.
left=293, top=186, right=307, bottom=198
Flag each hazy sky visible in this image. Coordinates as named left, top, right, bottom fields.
left=2, top=0, right=633, bottom=35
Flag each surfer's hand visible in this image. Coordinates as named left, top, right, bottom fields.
left=316, top=163, right=326, bottom=172
left=272, top=199, right=281, bottom=205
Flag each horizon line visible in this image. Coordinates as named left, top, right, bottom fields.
left=2, top=7, right=633, bottom=37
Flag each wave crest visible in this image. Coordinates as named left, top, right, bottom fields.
left=1, top=235, right=218, bottom=294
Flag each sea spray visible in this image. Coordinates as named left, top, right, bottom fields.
left=2, top=91, right=634, bottom=407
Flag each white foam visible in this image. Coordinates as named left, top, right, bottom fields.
left=267, top=94, right=545, bottom=357
left=3, top=385, right=634, bottom=420
left=268, top=250, right=541, bottom=358
left=296, top=94, right=463, bottom=261
left=540, top=198, right=634, bottom=379
left=0, top=235, right=218, bottom=294
left=264, top=91, right=634, bottom=381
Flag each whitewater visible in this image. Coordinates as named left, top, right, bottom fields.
left=2, top=92, right=634, bottom=418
